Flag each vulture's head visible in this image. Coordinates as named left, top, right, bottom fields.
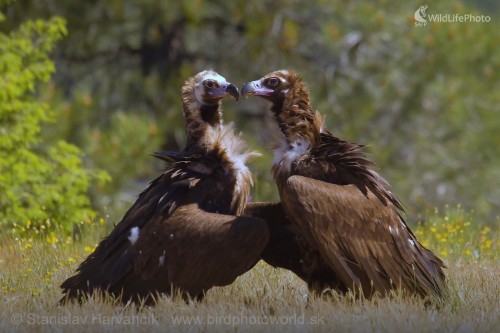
left=241, top=70, right=308, bottom=105
left=184, top=70, right=239, bottom=107
left=182, top=70, right=239, bottom=131
left=242, top=70, right=318, bottom=143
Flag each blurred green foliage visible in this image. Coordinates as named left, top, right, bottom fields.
left=0, top=12, right=109, bottom=235
left=1, top=0, right=498, bottom=223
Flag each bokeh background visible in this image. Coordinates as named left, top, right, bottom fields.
left=1, top=0, right=498, bottom=233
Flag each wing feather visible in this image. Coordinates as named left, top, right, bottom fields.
left=243, top=202, right=307, bottom=277
left=281, top=175, right=445, bottom=297
left=61, top=155, right=267, bottom=303
left=134, top=203, right=269, bottom=293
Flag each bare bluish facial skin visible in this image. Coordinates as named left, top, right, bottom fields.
left=194, top=70, right=239, bottom=105
left=241, top=70, right=291, bottom=100
left=240, top=80, right=274, bottom=97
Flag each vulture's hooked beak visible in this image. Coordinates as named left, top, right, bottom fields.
left=225, top=83, right=240, bottom=102
left=241, top=80, right=274, bottom=97
left=208, top=82, right=240, bottom=102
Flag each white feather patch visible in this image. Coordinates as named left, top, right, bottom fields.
left=168, top=202, right=177, bottom=215
left=128, top=227, right=140, bottom=245
left=209, top=123, right=259, bottom=203
left=158, top=193, right=168, bottom=204
left=273, top=137, right=310, bottom=172
left=159, top=250, right=166, bottom=267
left=198, top=70, right=226, bottom=83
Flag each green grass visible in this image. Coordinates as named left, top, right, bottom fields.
left=0, top=210, right=498, bottom=332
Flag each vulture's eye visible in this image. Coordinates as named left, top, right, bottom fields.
left=265, top=77, right=280, bottom=88
left=203, top=80, right=216, bottom=89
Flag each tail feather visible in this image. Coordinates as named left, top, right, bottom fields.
left=60, top=240, right=136, bottom=304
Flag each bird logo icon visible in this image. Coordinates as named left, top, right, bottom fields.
left=415, top=5, right=428, bottom=27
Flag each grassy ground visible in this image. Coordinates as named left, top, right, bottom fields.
left=0, top=208, right=498, bottom=332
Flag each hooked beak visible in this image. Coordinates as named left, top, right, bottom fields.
left=224, top=83, right=240, bottom=102
left=241, top=80, right=274, bottom=97
left=208, top=82, right=240, bottom=102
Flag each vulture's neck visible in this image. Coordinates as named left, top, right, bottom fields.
left=182, top=92, right=223, bottom=151
left=271, top=85, right=321, bottom=182
left=272, top=83, right=320, bottom=145
left=182, top=92, right=255, bottom=215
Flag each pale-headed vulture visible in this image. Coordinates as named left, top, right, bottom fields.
left=60, top=70, right=269, bottom=305
left=241, top=70, right=446, bottom=299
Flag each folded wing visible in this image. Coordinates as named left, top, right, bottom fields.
left=281, top=175, right=445, bottom=298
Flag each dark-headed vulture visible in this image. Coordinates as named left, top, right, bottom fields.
left=60, top=70, right=269, bottom=305
left=241, top=70, right=446, bottom=299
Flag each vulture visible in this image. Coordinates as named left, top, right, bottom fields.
left=241, top=70, right=446, bottom=299
left=60, top=70, right=269, bottom=305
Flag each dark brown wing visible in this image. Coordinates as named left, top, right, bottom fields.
left=303, top=131, right=404, bottom=211
left=133, top=203, right=269, bottom=296
left=243, top=202, right=304, bottom=275
left=61, top=153, right=268, bottom=303
left=243, top=202, right=346, bottom=292
left=281, top=175, right=445, bottom=298
left=61, top=200, right=268, bottom=304
left=60, top=164, right=196, bottom=303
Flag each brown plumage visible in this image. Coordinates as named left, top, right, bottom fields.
left=241, top=70, right=446, bottom=299
left=60, top=70, right=269, bottom=305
